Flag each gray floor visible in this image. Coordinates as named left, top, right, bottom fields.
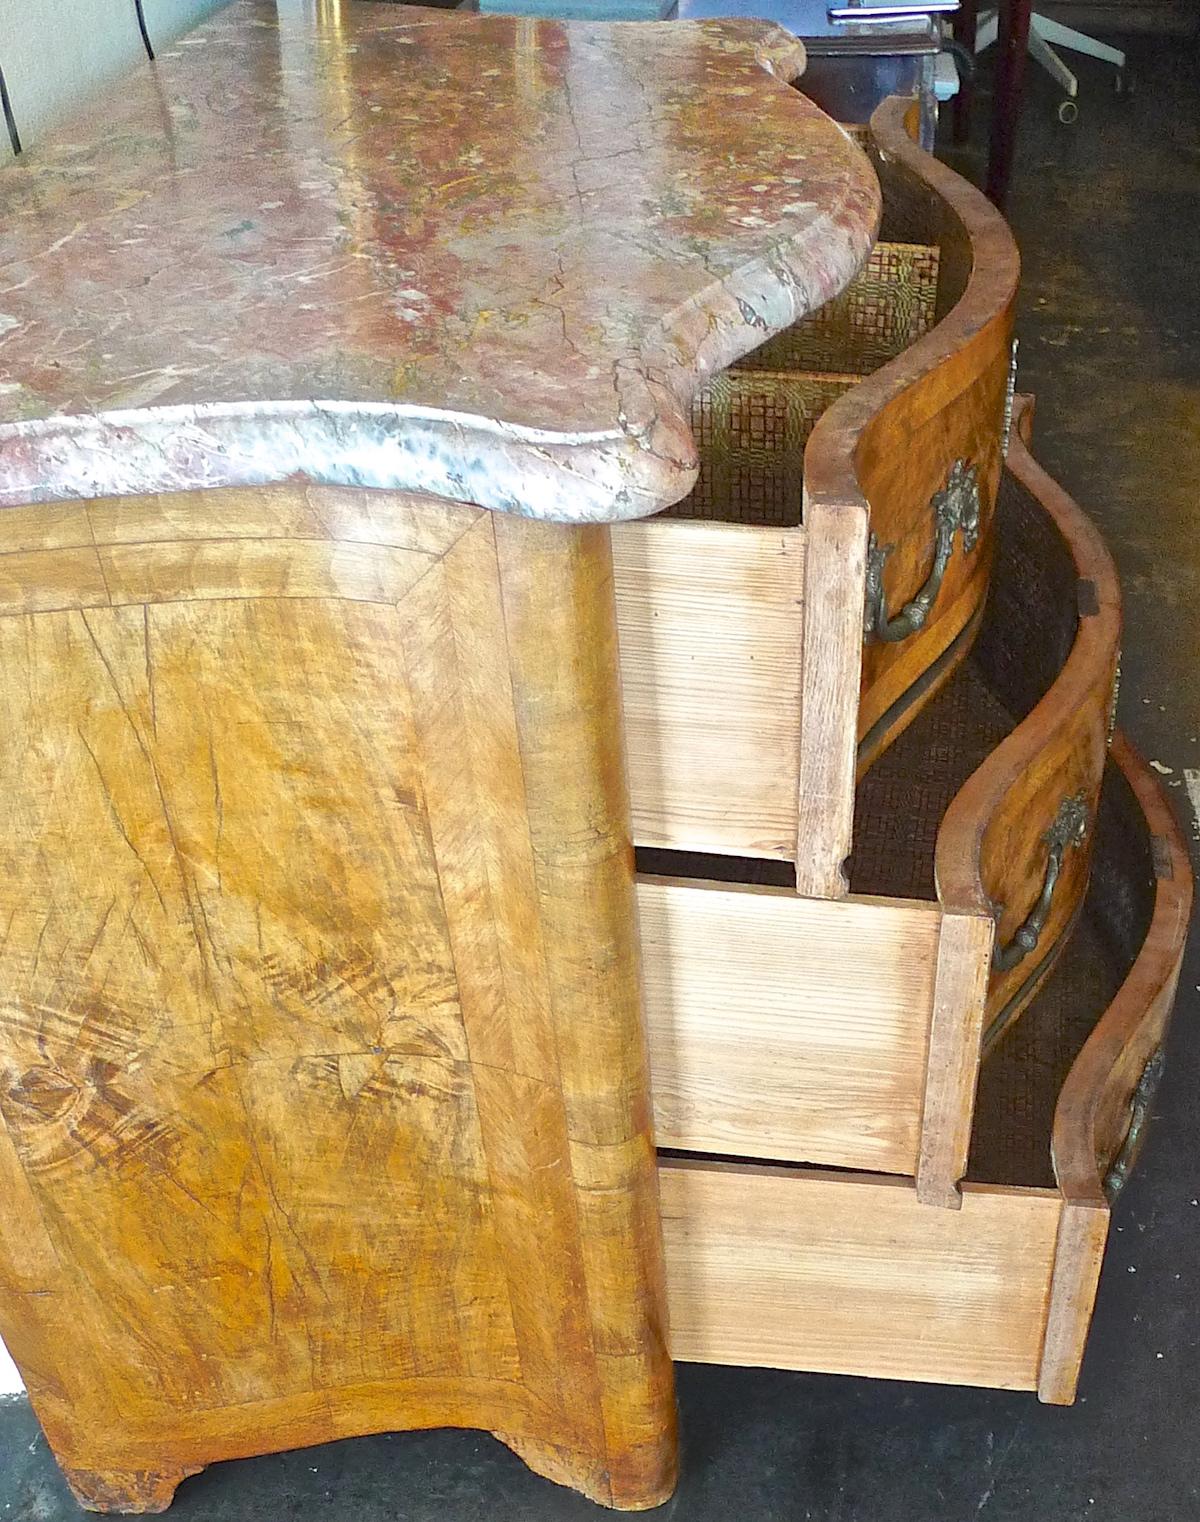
left=3, top=33, right=1199, bottom=1522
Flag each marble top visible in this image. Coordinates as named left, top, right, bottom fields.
left=0, top=0, right=880, bottom=522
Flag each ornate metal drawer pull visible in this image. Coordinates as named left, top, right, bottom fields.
left=1105, top=1047, right=1166, bottom=1201
left=991, top=791, right=1089, bottom=972
left=863, top=459, right=981, bottom=645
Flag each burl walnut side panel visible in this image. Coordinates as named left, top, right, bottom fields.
left=0, top=486, right=676, bottom=1512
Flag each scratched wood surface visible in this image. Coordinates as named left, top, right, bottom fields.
left=0, top=484, right=677, bottom=1513
left=635, top=876, right=940, bottom=1173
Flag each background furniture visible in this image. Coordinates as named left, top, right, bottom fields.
left=954, top=0, right=1128, bottom=205
left=476, top=0, right=676, bottom=16
left=973, top=7, right=1128, bottom=123
left=1034, top=0, right=1196, bottom=29
left=953, top=0, right=1032, bottom=204
left=673, top=0, right=951, bottom=147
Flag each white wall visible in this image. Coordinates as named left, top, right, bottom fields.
left=0, top=0, right=148, bottom=148
left=0, top=0, right=229, bottom=151
left=142, top=0, right=234, bottom=52
left=0, top=0, right=229, bottom=1397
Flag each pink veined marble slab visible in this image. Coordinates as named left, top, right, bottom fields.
left=0, top=0, right=880, bottom=523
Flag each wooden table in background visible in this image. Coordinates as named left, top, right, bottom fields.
left=953, top=0, right=1035, bottom=206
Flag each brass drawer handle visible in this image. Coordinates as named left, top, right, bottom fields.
left=1105, top=1047, right=1166, bottom=1201
left=992, top=791, right=1089, bottom=973
left=863, top=459, right=981, bottom=645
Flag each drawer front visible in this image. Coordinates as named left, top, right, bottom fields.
left=1040, top=735, right=1191, bottom=1403
left=1051, top=731, right=1193, bottom=1205
left=846, top=102, right=1019, bottom=765
left=977, top=690, right=1112, bottom=1043
left=794, top=98, right=1019, bottom=897
left=855, top=334, right=1011, bottom=764
left=936, top=410, right=1122, bottom=1046
left=800, top=98, right=1019, bottom=781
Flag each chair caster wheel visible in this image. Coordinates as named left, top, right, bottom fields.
left=1057, top=97, right=1079, bottom=124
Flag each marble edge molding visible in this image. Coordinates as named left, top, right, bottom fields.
left=0, top=18, right=880, bottom=525
left=0, top=195, right=877, bottom=524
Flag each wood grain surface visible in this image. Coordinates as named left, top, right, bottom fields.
left=657, top=736, right=1191, bottom=1403
left=602, top=100, right=1018, bottom=897
left=850, top=98, right=1019, bottom=765
left=0, top=484, right=677, bottom=1512
left=637, top=877, right=940, bottom=1172
left=916, top=910, right=994, bottom=1206
left=794, top=498, right=868, bottom=897
left=660, top=1158, right=1061, bottom=1391
left=1039, top=730, right=1193, bottom=1403
left=613, top=519, right=805, bottom=860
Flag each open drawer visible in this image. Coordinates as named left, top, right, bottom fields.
left=636, top=403, right=1121, bottom=1202
left=659, top=731, right=1191, bottom=1402
left=612, top=96, right=1019, bottom=895
left=851, top=398, right=1121, bottom=1065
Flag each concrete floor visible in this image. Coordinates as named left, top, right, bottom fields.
left=2, top=33, right=1199, bottom=1522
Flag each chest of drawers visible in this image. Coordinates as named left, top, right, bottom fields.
left=0, top=5, right=1189, bottom=1513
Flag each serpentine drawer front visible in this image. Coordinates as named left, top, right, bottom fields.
left=659, top=732, right=1191, bottom=1403
left=0, top=4, right=883, bottom=1511
left=632, top=407, right=1126, bottom=1203
left=854, top=401, right=1122, bottom=1051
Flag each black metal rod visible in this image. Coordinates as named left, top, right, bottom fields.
left=134, top=0, right=155, bottom=60
left=0, top=59, right=20, bottom=156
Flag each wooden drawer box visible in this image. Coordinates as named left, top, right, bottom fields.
left=660, top=729, right=1191, bottom=1401
left=612, top=97, right=1020, bottom=897
left=635, top=406, right=1122, bottom=1200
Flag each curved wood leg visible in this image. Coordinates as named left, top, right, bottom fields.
left=495, top=1429, right=670, bottom=1511
left=61, top=1465, right=200, bottom=1515
left=490, top=515, right=679, bottom=1508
